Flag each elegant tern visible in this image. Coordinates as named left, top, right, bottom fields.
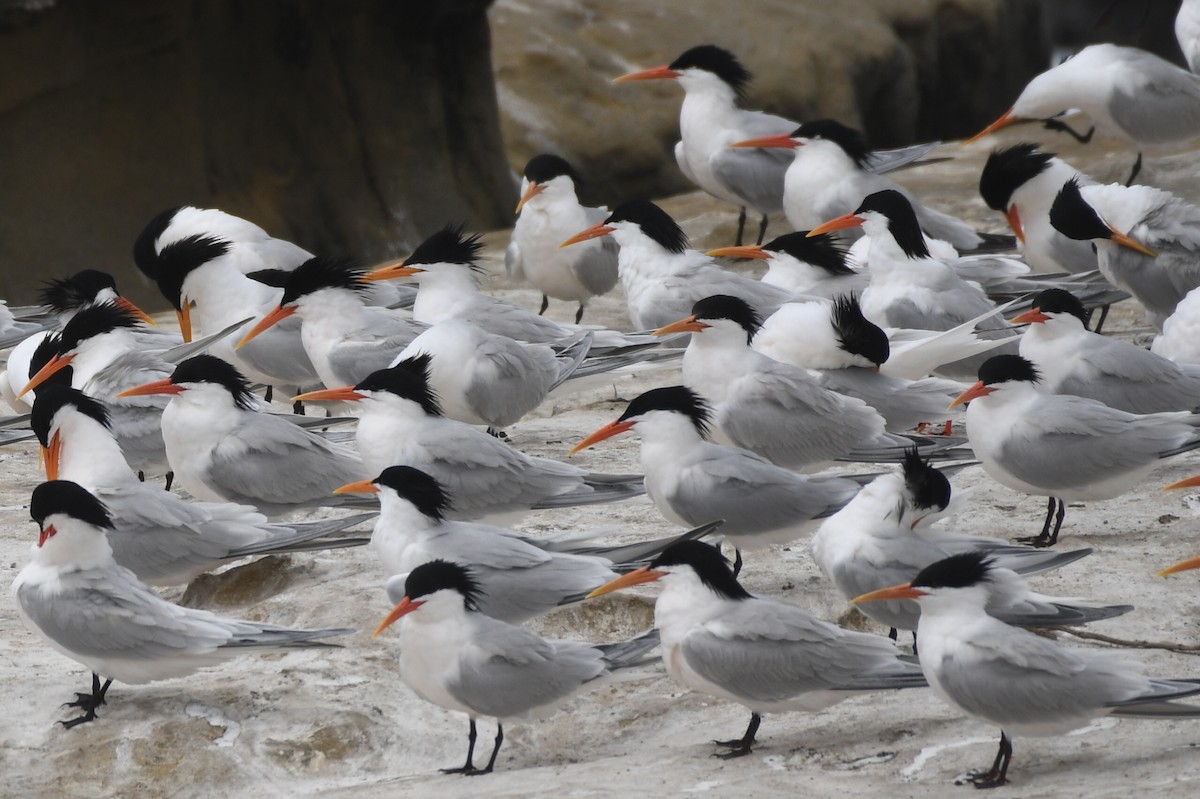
left=706, top=230, right=867, bottom=299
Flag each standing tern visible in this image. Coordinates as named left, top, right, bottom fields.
left=32, top=385, right=372, bottom=585
left=373, top=560, right=659, bottom=775
left=1013, top=288, right=1200, bottom=414
left=1049, top=178, right=1200, bottom=331
left=967, top=43, right=1200, bottom=183
left=560, top=199, right=797, bottom=329
left=293, top=355, right=644, bottom=522
left=854, top=552, right=1200, bottom=788
left=949, top=354, right=1200, bottom=546
left=117, top=355, right=370, bottom=518
left=13, top=480, right=353, bottom=728
left=588, top=540, right=927, bottom=757
left=507, top=154, right=619, bottom=322
left=335, top=465, right=719, bottom=624
left=706, top=230, right=867, bottom=299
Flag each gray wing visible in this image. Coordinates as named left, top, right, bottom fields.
left=1109, top=51, right=1200, bottom=143
left=710, top=148, right=790, bottom=214
left=1054, top=338, right=1200, bottom=413
left=324, top=315, right=426, bottom=385
left=468, top=295, right=574, bottom=344
left=817, top=368, right=958, bottom=432
left=571, top=231, right=620, bottom=296
left=461, top=336, right=558, bottom=428
left=82, top=354, right=170, bottom=472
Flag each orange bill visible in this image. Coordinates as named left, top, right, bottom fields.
left=586, top=565, right=665, bottom=598
left=364, top=261, right=424, bottom=282
left=1005, top=206, right=1024, bottom=242
left=808, top=213, right=865, bottom=237
left=237, top=304, right=296, bottom=349
left=705, top=245, right=770, bottom=260
left=334, top=479, right=380, bottom=495
left=176, top=302, right=192, bottom=343
left=965, top=107, right=1018, bottom=145
left=292, top=386, right=366, bottom=403
left=1009, top=308, right=1049, bottom=325
left=43, top=431, right=62, bottom=480
left=729, top=133, right=799, bottom=149
left=1164, top=475, right=1200, bottom=492
left=515, top=182, right=544, bottom=213
left=851, top=582, right=928, bottom=603
left=18, top=353, right=75, bottom=398
left=1158, top=556, right=1200, bottom=577
left=560, top=223, right=615, bottom=249
left=115, top=296, right=157, bottom=326
left=948, top=381, right=994, bottom=409
left=1109, top=227, right=1157, bottom=258
left=569, top=420, right=636, bottom=455
left=613, top=65, right=681, bottom=83
left=653, top=315, right=710, bottom=336
left=373, top=596, right=425, bottom=637
left=116, top=378, right=185, bottom=398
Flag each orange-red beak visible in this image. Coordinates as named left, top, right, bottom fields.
left=41, top=431, right=62, bottom=481
left=516, top=182, right=544, bottom=214
left=364, top=261, right=424, bottom=282
left=948, top=381, right=994, bottom=409
left=586, top=565, right=665, bottom=598
left=18, top=353, right=75, bottom=398
left=1164, top=475, right=1200, bottom=492
left=1005, top=206, right=1025, bottom=243
left=176, top=301, right=192, bottom=343
left=653, top=315, right=710, bottom=336
left=116, top=378, right=185, bottom=398
left=569, top=420, right=636, bottom=455
left=560, top=223, right=615, bottom=249
left=706, top=244, right=770, bottom=260
left=37, top=524, right=57, bottom=549
left=237, top=304, right=297, bottom=349
left=965, top=107, right=1018, bottom=145
left=729, top=133, right=800, bottom=150
left=808, top=213, right=865, bottom=237
left=1009, top=308, right=1049, bottom=325
left=613, top=65, right=681, bottom=83
left=292, top=386, right=366, bottom=403
left=1159, top=556, right=1200, bottom=577
left=851, top=582, right=929, bottom=603
left=334, top=479, right=379, bottom=495
left=115, top=296, right=156, bottom=326
left=1108, top=227, right=1157, bottom=258
left=373, top=596, right=425, bottom=637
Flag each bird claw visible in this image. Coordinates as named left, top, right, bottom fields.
left=62, top=692, right=106, bottom=712
left=1014, top=533, right=1054, bottom=549
left=710, top=746, right=753, bottom=759
left=969, top=772, right=1009, bottom=790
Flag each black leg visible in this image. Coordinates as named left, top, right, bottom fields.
left=969, top=731, right=1012, bottom=789
left=468, top=723, right=503, bottom=776
left=1090, top=304, right=1110, bottom=334
left=574, top=304, right=585, bottom=325
left=164, top=472, right=174, bottom=492
left=731, top=548, right=743, bottom=579
left=713, top=712, right=761, bottom=759
left=441, top=719, right=478, bottom=774
left=538, top=294, right=549, bottom=316
left=61, top=673, right=113, bottom=729
left=1126, top=152, right=1142, bottom=186
left=756, top=214, right=769, bottom=246
left=888, top=627, right=898, bottom=641
left=1049, top=499, right=1066, bottom=546
left=486, top=427, right=508, bottom=440
left=1017, top=497, right=1059, bottom=548
left=735, top=206, right=748, bottom=246
left=293, top=400, right=306, bottom=415
left=137, top=470, right=145, bottom=483
left=264, top=385, right=274, bottom=403
left=911, top=631, right=919, bottom=656
left=1040, top=117, right=1094, bottom=144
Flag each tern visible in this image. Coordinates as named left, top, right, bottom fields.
left=588, top=540, right=927, bottom=757
left=293, top=355, right=644, bottom=522
left=507, top=154, right=619, bottom=322
left=854, top=552, right=1200, bottom=788
left=949, top=354, right=1200, bottom=546
left=13, top=480, right=352, bottom=728
left=373, top=559, right=659, bottom=775
left=118, top=355, right=370, bottom=517
left=706, top=230, right=867, bottom=299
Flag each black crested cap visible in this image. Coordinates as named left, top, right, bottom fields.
left=132, top=206, right=184, bottom=279
left=977, top=354, right=1040, bottom=386
left=524, top=154, right=578, bottom=184
left=169, top=354, right=258, bottom=410
left=832, top=294, right=889, bottom=366
left=404, top=560, right=483, bottom=610
left=57, top=303, right=143, bottom=354
left=605, top=200, right=689, bottom=254
left=911, top=551, right=993, bottom=590
left=31, top=480, right=114, bottom=530
left=668, top=45, right=751, bottom=100
left=792, top=119, right=870, bottom=168
left=902, top=449, right=951, bottom=513
left=618, top=386, right=711, bottom=438
left=762, top=231, right=854, bottom=276
left=356, top=354, right=443, bottom=416
left=1049, top=179, right=1110, bottom=243
left=38, top=270, right=119, bottom=313
left=31, top=385, right=111, bottom=447
left=245, top=268, right=292, bottom=289
left=979, top=144, right=1055, bottom=211
left=374, top=465, right=452, bottom=520
left=30, top=332, right=66, bottom=383
left=854, top=190, right=929, bottom=259
left=691, top=294, right=761, bottom=343
left=153, top=234, right=233, bottom=310
left=650, top=540, right=753, bottom=600
left=280, top=256, right=368, bottom=305
left=404, top=223, right=485, bottom=271
left=1030, top=288, right=1087, bottom=325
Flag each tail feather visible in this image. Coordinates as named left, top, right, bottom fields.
left=532, top=481, right=645, bottom=510
left=548, top=332, right=594, bottom=392
left=565, top=520, right=724, bottom=565
left=220, top=626, right=354, bottom=649
left=598, top=629, right=661, bottom=670
left=999, top=603, right=1133, bottom=628
left=225, top=512, right=378, bottom=558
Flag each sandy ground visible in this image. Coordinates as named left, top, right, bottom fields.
left=5, top=130, right=1200, bottom=798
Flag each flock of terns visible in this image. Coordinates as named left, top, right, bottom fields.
left=8, top=26, right=1200, bottom=790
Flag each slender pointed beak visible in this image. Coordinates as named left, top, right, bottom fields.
left=808, top=213, right=865, bottom=237
left=18, top=353, right=75, bottom=398
left=569, top=420, right=636, bottom=455
left=237, top=304, right=296, bottom=349
left=115, top=296, right=156, bottom=326
left=44, top=431, right=61, bottom=481
left=586, top=565, right=665, bottom=598
left=516, top=182, right=543, bottom=214
left=948, top=381, right=993, bottom=409
left=1164, top=475, right=1200, bottom=492
left=292, top=386, right=365, bottom=403
left=177, top=299, right=192, bottom=343
left=1159, top=556, right=1200, bottom=577
left=965, top=107, right=1018, bottom=145
left=37, top=524, right=56, bottom=549
left=1005, top=206, right=1025, bottom=243
left=729, top=134, right=800, bottom=149
left=1009, top=308, right=1049, bottom=325
left=1108, top=227, right=1157, bottom=258
left=334, top=479, right=380, bottom=495
left=653, top=315, right=710, bottom=336
left=613, top=65, right=681, bottom=83
left=373, top=596, right=425, bottom=637
left=364, top=261, right=424, bottom=282
left=851, top=582, right=928, bottom=603
left=116, top=378, right=185, bottom=398
left=560, top=223, right=614, bottom=249
left=705, top=244, right=770, bottom=260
